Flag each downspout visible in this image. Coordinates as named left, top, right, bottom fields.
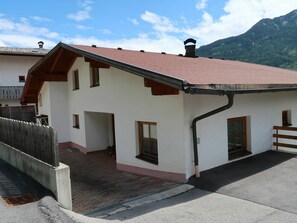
left=192, top=93, right=234, bottom=177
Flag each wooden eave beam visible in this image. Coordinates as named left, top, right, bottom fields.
left=144, top=78, right=179, bottom=96
left=36, top=74, right=67, bottom=82
left=49, top=48, right=64, bottom=74
left=84, top=57, right=110, bottom=68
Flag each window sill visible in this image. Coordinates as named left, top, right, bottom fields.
left=90, top=84, right=100, bottom=88
left=72, top=88, right=79, bottom=91
left=136, top=154, right=158, bottom=165
left=282, top=123, right=292, bottom=127
left=73, top=126, right=80, bottom=129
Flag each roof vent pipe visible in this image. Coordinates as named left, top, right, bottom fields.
left=184, top=38, right=196, bottom=58
left=38, top=41, right=44, bottom=49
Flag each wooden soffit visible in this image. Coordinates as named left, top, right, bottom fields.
left=144, top=78, right=179, bottom=96
left=84, top=57, right=110, bottom=68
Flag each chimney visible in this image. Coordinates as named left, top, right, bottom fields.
left=184, top=38, right=196, bottom=58
left=38, top=41, right=44, bottom=49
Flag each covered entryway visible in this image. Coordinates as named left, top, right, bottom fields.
left=84, top=112, right=115, bottom=154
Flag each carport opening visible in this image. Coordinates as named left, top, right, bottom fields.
left=84, top=111, right=116, bottom=159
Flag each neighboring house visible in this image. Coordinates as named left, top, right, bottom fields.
left=0, top=41, right=49, bottom=106
left=21, top=40, right=297, bottom=182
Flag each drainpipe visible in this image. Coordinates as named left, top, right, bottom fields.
left=192, top=93, right=234, bottom=177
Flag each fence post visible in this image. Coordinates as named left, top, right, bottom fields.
left=276, top=128, right=278, bottom=150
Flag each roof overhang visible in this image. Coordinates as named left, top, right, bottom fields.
left=21, top=42, right=297, bottom=104
left=183, top=84, right=297, bottom=95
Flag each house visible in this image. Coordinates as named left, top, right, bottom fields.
left=21, top=39, right=297, bottom=182
left=0, top=41, right=49, bottom=106
left=0, top=42, right=49, bottom=121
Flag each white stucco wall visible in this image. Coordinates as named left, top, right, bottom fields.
left=62, top=57, right=186, bottom=175
left=39, top=82, right=51, bottom=118
left=0, top=55, right=40, bottom=86
left=183, top=91, right=297, bottom=178
left=38, top=82, right=70, bottom=143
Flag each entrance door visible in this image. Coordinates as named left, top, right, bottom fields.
left=227, top=116, right=247, bottom=160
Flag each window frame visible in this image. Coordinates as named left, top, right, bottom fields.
left=19, top=75, right=25, bottom=82
left=90, top=66, right=100, bottom=87
left=227, top=116, right=250, bottom=160
left=136, top=121, right=158, bottom=165
left=73, top=114, right=80, bottom=129
left=72, top=69, right=79, bottom=90
left=282, top=110, right=292, bottom=127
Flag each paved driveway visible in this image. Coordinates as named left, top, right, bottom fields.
left=59, top=148, right=180, bottom=213
left=189, top=150, right=297, bottom=214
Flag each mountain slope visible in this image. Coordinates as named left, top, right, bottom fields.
left=197, top=10, right=297, bottom=70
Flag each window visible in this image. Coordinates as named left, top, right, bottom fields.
left=73, top=114, right=80, bottom=129
left=90, top=66, right=100, bottom=87
left=228, top=116, right=250, bottom=160
left=35, top=115, right=48, bottom=126
left=73, top=70, right=79, bottom=90
left=19, top=75, right=25, bottom=82
left=38, top=94, right=42, bottom=107
left=282, top=110, right=291, bottom=126
left=136, top=121, right=158, bottom=164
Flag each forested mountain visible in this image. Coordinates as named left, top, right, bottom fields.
left=197, top=10, right=297, bottom=70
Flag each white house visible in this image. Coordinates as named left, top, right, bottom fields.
left=0, top=41, right=49, bottom=106
left=21, top=40, right=297, bottom=182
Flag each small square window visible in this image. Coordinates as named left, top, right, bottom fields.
left=90, top=66, right=100, bottom=87
left=73, top=70, right=79, bottom=90
left=19, top=75, right=25, bottom=82
left=282, top=110, right=292, bottom=126
left=136, top=121, right=158, bottom=165
left=73, top=114, right=80, bottom=129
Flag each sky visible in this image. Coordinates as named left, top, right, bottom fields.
left=1, top=0, right=297, bottom=54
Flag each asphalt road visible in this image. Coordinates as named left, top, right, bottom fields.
left=63, top=188, right=297, bottom=223
left=0, top=196, right=75, bottom=223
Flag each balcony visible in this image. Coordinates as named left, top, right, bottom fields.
left=0, top=86, right=24, bottom=100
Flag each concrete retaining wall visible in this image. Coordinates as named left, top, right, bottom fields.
left=0, top=142, right=72, bottom=210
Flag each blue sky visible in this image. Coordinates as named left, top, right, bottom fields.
left=1, top=0, right=297, bottom=54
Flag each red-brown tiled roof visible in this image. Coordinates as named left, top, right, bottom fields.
left=71, top=44, right=297, bottom=86
left=21, top=42, right=297, bottom=104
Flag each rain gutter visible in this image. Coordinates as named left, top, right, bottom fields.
left=191, top=93, right=234, bottom=177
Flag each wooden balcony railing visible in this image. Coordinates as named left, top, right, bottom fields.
left=0, top=86, right=24, bottom=100
left=273, top=126, right=297, bottom=150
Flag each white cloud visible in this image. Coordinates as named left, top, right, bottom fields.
left=31, top=16, right=52, bottom=22
left=76, top=24, right=93, bottom=30
left=100, top=29, right=112, bottom=35
left=62, top=33, right=185, bottom=54
left=196, top=0, right=208, bottom=10
left=187, top=0, right=297, bottom=46
left=0, top=16, right=59, bottom=47
left=67, top=0, right=93, bottom=21
left=128, top=18, right=139, bottom=25
left=141, top=11, right=180, bottom=33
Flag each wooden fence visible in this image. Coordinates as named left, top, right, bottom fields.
left=273, top=126, right=297, bottom=150
left=0, top=117, right=59, bottom=166
left=0, top=105, right=36, bottom=123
